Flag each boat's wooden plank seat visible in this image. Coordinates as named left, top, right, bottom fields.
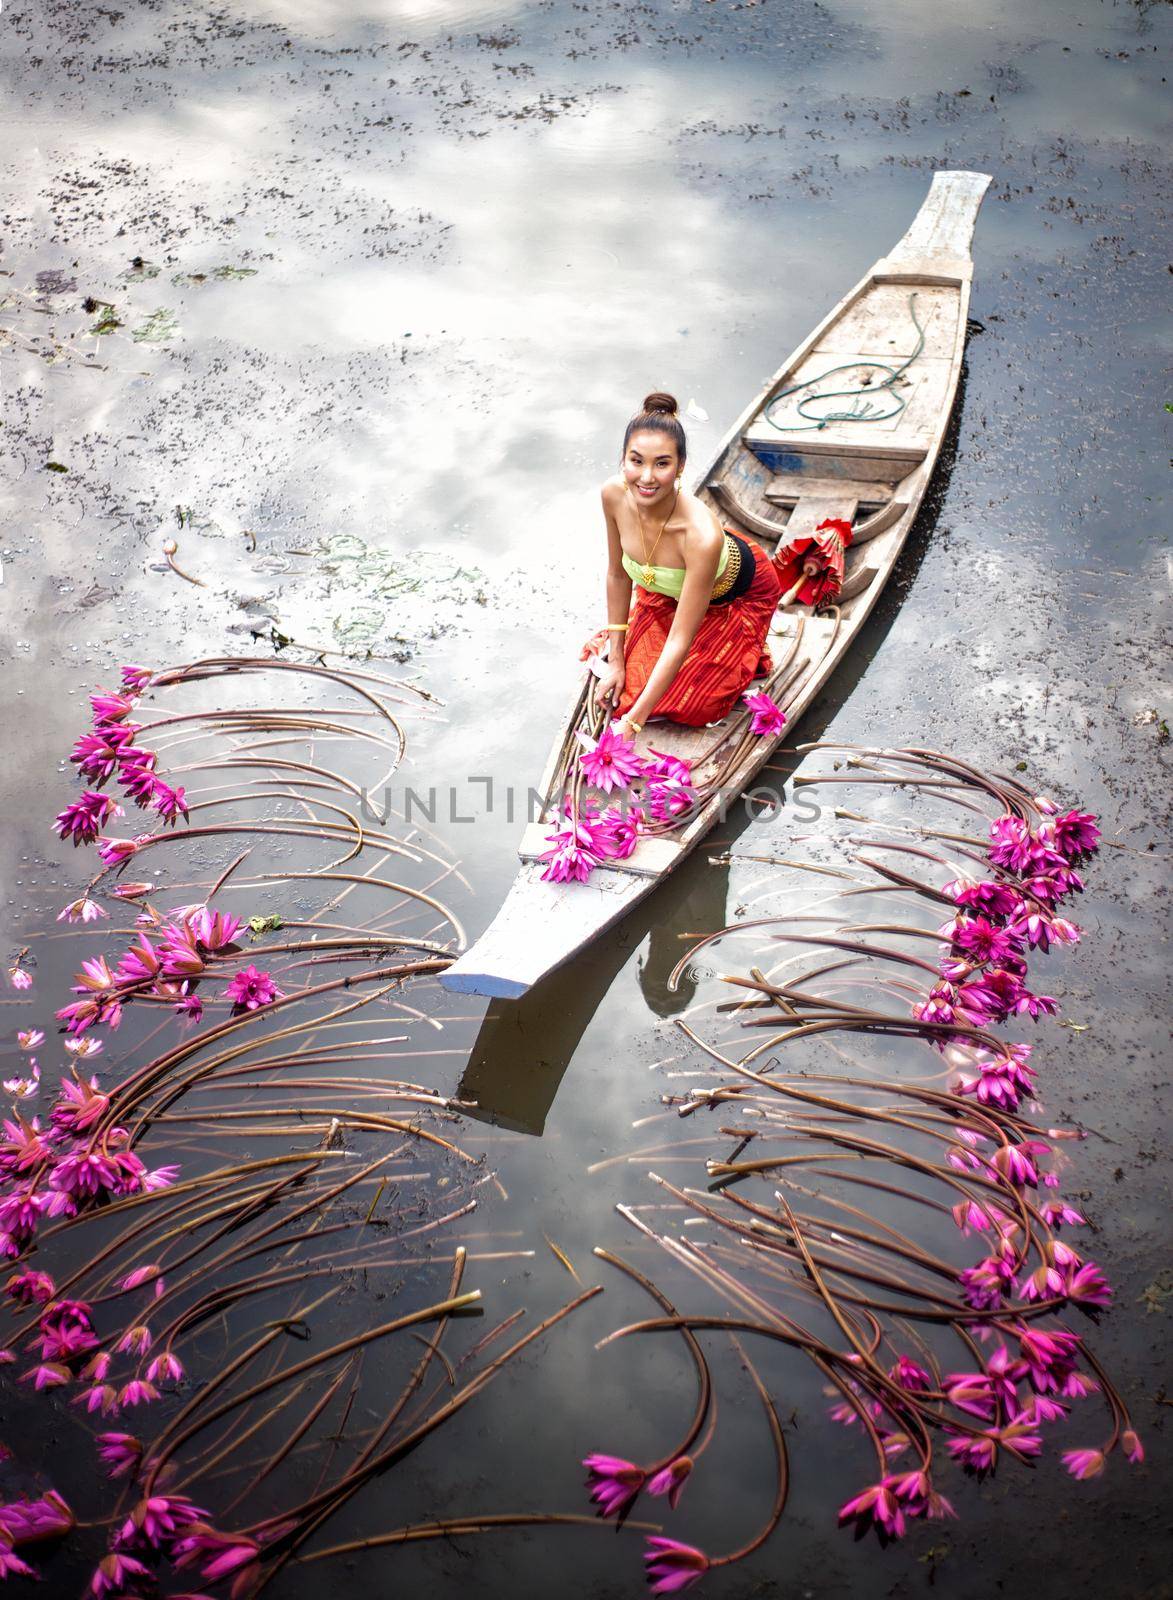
left=764, top=475, right=892, bottom=509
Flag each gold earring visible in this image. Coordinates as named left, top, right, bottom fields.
left=674, top=476, right=682, bottom=491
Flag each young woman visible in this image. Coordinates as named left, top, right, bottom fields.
left=582, top=392, right=785, bottom=735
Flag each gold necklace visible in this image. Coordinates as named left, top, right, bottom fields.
left=627, top=483, right=680, bottom=585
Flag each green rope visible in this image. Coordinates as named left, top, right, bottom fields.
left=762, top=292, right=926, bottom=433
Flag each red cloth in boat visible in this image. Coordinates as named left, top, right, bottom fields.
left=773, top=517, right=854, bottom=608
left=581, top=533, right=782, bottom=729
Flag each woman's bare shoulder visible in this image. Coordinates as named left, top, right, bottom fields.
left=680, top=492, right=725, bottom=554
left=600, top=476, right=625, bottom=510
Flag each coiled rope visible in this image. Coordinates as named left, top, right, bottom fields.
left=762, top=292, right=925, bottom=433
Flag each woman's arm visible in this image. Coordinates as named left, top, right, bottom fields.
left=597, top=485, right=634, bottom=707
left=621, top=523, right=721, bottom=728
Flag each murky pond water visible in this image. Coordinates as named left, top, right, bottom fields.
left=1, top=0, right=1170, bottom=1595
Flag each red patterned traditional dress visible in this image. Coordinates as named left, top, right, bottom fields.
left=581, top=528, right=783, bottom=728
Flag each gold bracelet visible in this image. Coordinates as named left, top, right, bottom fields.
left=606, top=623, right=629, bottom=631
left=625, top=719, right=643, bottom=734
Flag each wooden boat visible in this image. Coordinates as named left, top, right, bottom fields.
left=442, top=170, right=992, bottom=998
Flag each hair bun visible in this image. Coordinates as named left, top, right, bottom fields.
left=641, top=391, right=678, bottom=418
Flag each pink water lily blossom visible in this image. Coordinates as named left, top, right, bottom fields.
left=584, top=1454, right=646, bottom=1519
left=96, top=1433, right=143, bottom=1480
left=90, top=1550, right=152, bottom=1597
left=576, top=725, right=644, bottom=794
left=639, top=750, right=692, bottom=785
left=55, top=790, right=124, bottom=846
left=224, top=966, right=284, bottom=1012
left=539, top=829, right=600, bottom=885
left=646, top=1454, right=692, bottom=1510
left=643, top=1536, right=709, bottom=1595
left=644, top=776, right=695, bottom=824
left=120, top=665, right=153, bottom=692
left=742, top=690, right=787, bottom=738
left=837, top=1478, right=906, bottom=1542
left=1061, top=1446, right=1106, bottom=1480
left=8, top=968, right=32, bottom=992
left=594, top=802, right=645, bottom=861
left=57, top=897, right=109, bottom=924
left=90, top=690, right=137, bottom=724
left=1121, top=1429, right=1144, bottom=1463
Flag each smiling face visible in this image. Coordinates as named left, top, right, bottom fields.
left=622, top=428, right=681, bottom=510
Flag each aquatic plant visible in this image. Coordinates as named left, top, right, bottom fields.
left=2, top=654, right=630, bottom=1590
left=584, top=745, right=1139, bottom=1592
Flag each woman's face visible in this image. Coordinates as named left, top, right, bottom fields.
left=622, top=429, right=681, bottom=509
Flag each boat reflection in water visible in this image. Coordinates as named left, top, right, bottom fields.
left=454, top=854, right=730, bottom=1135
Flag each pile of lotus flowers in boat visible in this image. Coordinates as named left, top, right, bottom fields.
left=541, top=690, right=787, bottom=884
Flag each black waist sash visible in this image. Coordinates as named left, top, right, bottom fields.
left=709, top=530, right=756, bottom=607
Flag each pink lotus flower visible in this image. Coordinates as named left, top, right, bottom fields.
left=639, top=751, right=692, bottom=785
left=584, top=1454, right=646, bottom=1519
left=643, top=1536, right=709, bottom=1595
left=116, top=1324, right=153, bottom=1357
left=110, top=881, right=153, bottom=900
left=152, top=782, right=189, bottom=827
left=120, top=666, right=153, bottom=692
left=0, top=1549, right=34, bottom=1579
left=2, top=1063, right=40, bottom=1099
left=1041, top=1199, right=1086, bottom=1229
left=15, top=1029, right=44, bottom=1051
left=0, top=1490, right=73, bottom=1542
left=117, top=1379, right=161, bottom=1409
left=90, top=1551, right=152, bottom=1597
left=944, top=877, right=1023, bottom=918
left=50, top=1149, right=120, bottom=1198
left=57, top=897, right=109, bottom=925
left=224, top=965, right=284, bottom=1011
left=889, top=1355, right=931, bottom=1392
left=54, top=790, right=124, bottom=846
left=96, top=834, right=150, bottom=867
left=5, top=1270, right=54, bottom=1305
left=1062, top=1446, right=1105, bottom=1480
left=742, top=690, right=787, bottom=738
left=942, top=914, right=1022, bottom=966
left=1122, top=1428, right=1144, bottom=1464
left=157, top=924, right=206, bottom=981
left=1063, top=1260, right=1112, bottom=1307
left=97, top=1434, right=143, bottom=1480
left=146, top=1348, right=184, bottom=1383
left=90, top=690, right=137, bottom=723
left=190, top=907, right=244, bottom=951
left=22, top=1361, right=70, bottom=1390
left=172, top=1529, right=261, bottom=1583
left=8, top=968, right=32, bottom=992
left=987, top=814, right=1035, bottom=873
left=75, top=1383, right=118, bottom=1415
left=65, top=1037, right=104, bottom=1058
left=118, top=1492, right=206, bottom=1549
left=117, top=1264, right=163, bottom=1292
left=644, top=777, right=695, bottom=824
left=594, top=802, right=645, bottom=861
left=646, top=1454, right=692, bottom=1510
left=941, top=1371, right=996, bottom=1420
left=837, top=1478, right=906, bottom=1541
left=539, top=830, right=600, bottom=885
left=120, top=760, right=161, bottom=808
left=1049, top=809, right=1101, bottom=863
left=576, top=725, right=644, bottom=794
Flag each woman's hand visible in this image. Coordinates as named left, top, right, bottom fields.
left=594, top=658, right=626, bottom=709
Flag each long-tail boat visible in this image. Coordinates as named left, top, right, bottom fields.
left=443, top=170, right=992, bottom=998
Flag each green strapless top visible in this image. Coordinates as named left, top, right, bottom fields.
left=621, top=540, right=729, bottom=600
